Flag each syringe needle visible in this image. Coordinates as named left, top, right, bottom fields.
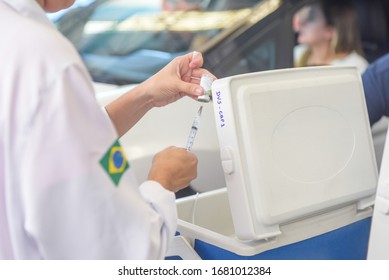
left=186, top=106, right=203, bottom=151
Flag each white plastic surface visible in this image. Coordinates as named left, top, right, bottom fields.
left=176, top=188, right=373, bottom=256
left=212, top=66, right=378, bottom=240
left=165, top=236, right=202, bottom=260
left=368, top=122, right=389, bottom=259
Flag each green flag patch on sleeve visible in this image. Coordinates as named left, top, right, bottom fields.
left=100, top=140, right=129, bottom=187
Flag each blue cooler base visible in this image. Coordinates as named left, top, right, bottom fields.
left=193, top=218, right=372, bottom=260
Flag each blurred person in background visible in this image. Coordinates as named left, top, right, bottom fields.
left=362, top=53, right=389, bottom=125
left=293, top=0, right=368, bottom=73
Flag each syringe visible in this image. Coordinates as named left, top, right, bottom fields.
left=185, top=105, right=203, bottom=224
left=185, top=105, right=203, bottom=151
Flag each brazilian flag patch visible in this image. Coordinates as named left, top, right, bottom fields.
left=100, top=140, right=129, bottom=187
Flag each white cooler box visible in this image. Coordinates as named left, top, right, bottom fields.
left=167, top=66, right=378, bottom=260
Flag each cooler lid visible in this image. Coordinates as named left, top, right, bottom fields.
left=211, top=66, right=378, bottom=240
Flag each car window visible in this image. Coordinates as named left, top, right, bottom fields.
left=50, top=0, right=265, bottom=85
left=225, top=39, right=276, bottom=76
left=50, top=0, right=389, bottom=85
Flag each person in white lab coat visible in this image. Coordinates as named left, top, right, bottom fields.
left=0, top=0, right=215, bottom=259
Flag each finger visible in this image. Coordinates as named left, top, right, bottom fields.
left=177, top=80, right=204, bottom=97
left=189, top=51, right=203, bottom=68
left=191, top=68, right=217, bottom=80
left=189, top=76, right=201, bottom=84
left=192, top=51, right=199, bottom=60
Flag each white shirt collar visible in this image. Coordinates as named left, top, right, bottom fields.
left=0, top=0, right=54, bottom=28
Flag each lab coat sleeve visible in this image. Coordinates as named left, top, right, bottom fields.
left=139, top=181, right=178, bottom=258
left=20, top=63, right=177, bottom=259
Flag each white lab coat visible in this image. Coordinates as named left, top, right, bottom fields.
left=0, top=0, right=177, bottom=259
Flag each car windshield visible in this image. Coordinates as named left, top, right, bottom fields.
left=50, top=0, right=263, bottom=85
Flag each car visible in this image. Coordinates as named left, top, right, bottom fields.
left=53, top=0, right=389, bottom=195
left=53, top=0, right=389, bottom=82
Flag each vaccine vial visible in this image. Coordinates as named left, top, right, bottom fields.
left=197, top=74, right=213, bottom=103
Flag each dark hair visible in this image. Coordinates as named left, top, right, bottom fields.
left=319, top=0, right=364, bottom=55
